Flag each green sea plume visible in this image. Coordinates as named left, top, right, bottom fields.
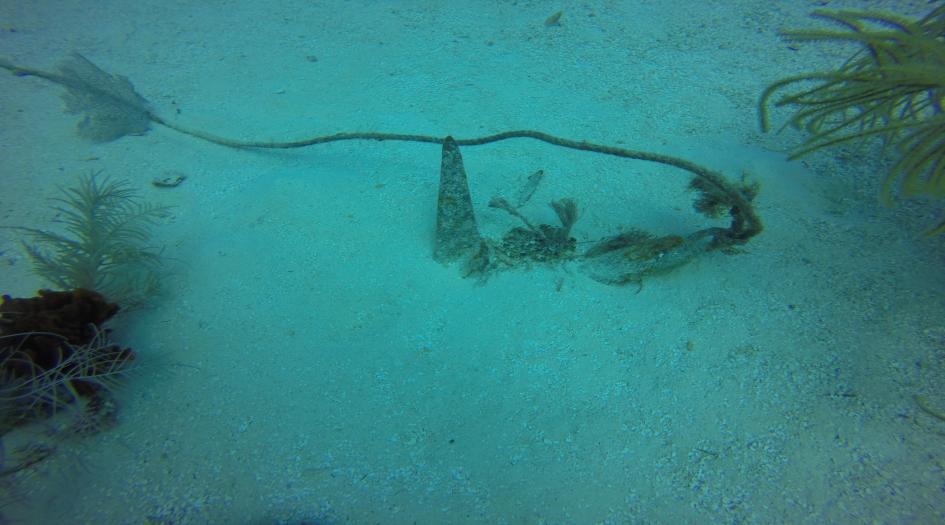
left=759, top=5, right=945, bottom=234
left=15, top=172, right=167, bottom=307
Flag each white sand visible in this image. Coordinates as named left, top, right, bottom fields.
left=1, top=1, right=943, bottom=523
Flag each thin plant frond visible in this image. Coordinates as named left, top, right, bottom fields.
left=14, top=171, right=168, bottom=305
left=0, top=329, right=135, bottom=426
left=759, top=6, right=945, bottom=234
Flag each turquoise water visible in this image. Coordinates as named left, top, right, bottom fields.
left=1, top=1, right=944, bottom=523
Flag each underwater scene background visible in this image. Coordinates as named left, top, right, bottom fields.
left=1, top=1, right=944, bottom=523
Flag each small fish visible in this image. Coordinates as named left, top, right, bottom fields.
left=152, top=172, right=186, bottom=188
left=544, top=10, right=563, bottom=27
left=516, top=169, right=544, bottom=208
